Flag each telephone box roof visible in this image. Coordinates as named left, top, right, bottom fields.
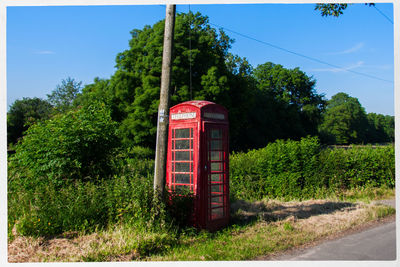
left=171, top=100, right=227, bottom=111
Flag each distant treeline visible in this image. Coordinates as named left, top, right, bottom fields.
left=7, top=12, right=394, bottom=153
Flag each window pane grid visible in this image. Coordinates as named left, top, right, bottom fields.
left=207, top=128, right=227, bottom=221
left=171, top=128, right=194, bottom=192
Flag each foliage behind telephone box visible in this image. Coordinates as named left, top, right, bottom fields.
left=230, top=137, right=395, bottom=201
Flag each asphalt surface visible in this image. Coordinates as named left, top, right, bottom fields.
left=273, top=199, right=397, bottom=261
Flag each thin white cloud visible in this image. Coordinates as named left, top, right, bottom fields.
left=312, top=61, right=364, bottom=73
left=327, top=42, right=364, bottom=55
left=363, top=64, right=393, bottom=70
left=34, top=50, right=56, bottom=55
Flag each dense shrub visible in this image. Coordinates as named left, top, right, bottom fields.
left=318, top=145, right=395, bottom=189
left=8, top=157, right=193, bottom=237
left=230, top=149, right=267, bottom=201
left=9, top=102, right=120, bottom=188
left=230, top=137, right=395, bottom=200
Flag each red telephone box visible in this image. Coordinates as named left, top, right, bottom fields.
left=166, top=100, right=229, bottom=231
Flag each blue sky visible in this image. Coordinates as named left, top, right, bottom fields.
left=6, top=3, right=394, bottom=115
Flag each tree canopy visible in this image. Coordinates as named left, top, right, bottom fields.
left=315, top=3, right=375, bottom=17
left=76, top=12, right=326, bottom=151
left=318, top=92, right=394, bottom=145
left=77, top=12, right=256, bottom=150
left=48, top=77, right=82, bottom=113
left=319, top=92, right=368, bottom=144
left=7, top=97, right=52, bottom=145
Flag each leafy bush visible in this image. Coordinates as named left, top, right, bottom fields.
left=9, top=157, right=195, bottom=237
left=318, top=145, right=395, bottom=189
left=9, top=102, right=120, bottom=188
left=230, top=137, right=395, bottom=200
left=230, top=149, right=266, bottom=201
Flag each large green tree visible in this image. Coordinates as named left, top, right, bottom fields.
left=319, top=92, right=369, bottom=144
left=78, top=12, right=255, bottom=151
left=365, top=113, right=394, bottom=143
left=7, top=97, right=52, bottom=145
left=77, top=11, right=332, bottom=152
left=247, top=62, right=326, bottom=148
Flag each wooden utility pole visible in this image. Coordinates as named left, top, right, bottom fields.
left=154, top=4, right=176, bottom=195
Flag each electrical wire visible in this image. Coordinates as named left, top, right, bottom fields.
left=210, top=22, right=393, bottom=84
left=159, top=5, right=393, bottom=84
left=373, top=5, right=393, bottom=24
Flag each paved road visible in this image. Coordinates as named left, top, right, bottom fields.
left=273, top=199, right=396, bottom=261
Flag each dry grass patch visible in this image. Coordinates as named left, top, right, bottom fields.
left=8, top=198, right=395, bottom=262
left=8, top=232, right=100, bottom=262
left=149, top=199, right=395, bottom=261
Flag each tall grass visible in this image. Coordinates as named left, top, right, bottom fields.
left=8, top=157, right=193, bottom=240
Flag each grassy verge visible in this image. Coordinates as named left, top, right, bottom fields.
left=148, top=198, right=395, bottom=261
left=8, top=188, right=395, bottom=262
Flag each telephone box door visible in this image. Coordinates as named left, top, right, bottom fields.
left=168, top=125, right=197, bottom=194
left=204, top=123, right=229, bottom=226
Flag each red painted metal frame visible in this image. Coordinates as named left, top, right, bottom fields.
left=166, top=100, right=229, bottom=231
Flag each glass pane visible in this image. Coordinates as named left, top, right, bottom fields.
left=211, top=129, right=222, bottom=139
left=175, top=174, right=190, bottom=184
left=211, top=173, right=222, bottom=182
left=175, top=128, right=190, bottom=138
left=175, top=162, right=190, bottom=172
left=211, top=140, right=222, bottom=151
left=212, top=195, right=224, bottom=205
left=175, top=185, right=191, bottom=193
left=175, top=151, right=190, bottom=161
left=175, top=140, right=190, bottom=149
left=211, top=207, right=224, bottom=219
left=211, top=162, right=223, bottom=172
left=211, top=202, right=223, bottom=208
left=210, top=151, right=222, bottom=161
left=211, top=184, right=223, bottom=193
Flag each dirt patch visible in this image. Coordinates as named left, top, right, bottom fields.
left=231, top=199, right=358, bottom=223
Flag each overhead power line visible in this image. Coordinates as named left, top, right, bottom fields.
left=210, top=22, right=393, bottom=84
left=161, top=6, right=393, bottom=84
left=373, top=5, right=393, bottom=24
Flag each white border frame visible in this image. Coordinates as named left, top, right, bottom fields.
left=1, top=1, right=398, bottom=267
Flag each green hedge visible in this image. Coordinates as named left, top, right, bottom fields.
left=9, top=134, right=395, bottom=237
left=230, top=137, right=395, bottom=201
